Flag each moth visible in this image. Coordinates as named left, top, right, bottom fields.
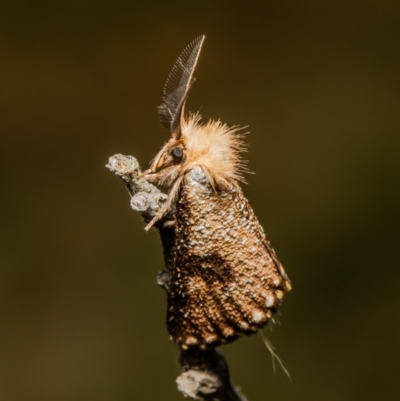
left=143, top=35, right=291, bottom=350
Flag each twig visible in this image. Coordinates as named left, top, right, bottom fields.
left=106, top=154, right=249, bottom=401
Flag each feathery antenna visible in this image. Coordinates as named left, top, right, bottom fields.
left=158, top=35, right=205, bottom=137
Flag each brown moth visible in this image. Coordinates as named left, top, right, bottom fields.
left=143, top=35, right=291, bottom=350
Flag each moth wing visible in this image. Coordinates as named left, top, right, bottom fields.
left=167, top=180, right=290, bottom=348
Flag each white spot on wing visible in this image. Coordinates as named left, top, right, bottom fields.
left=252, top=310, right=265, bottom=323
left=266, top=295, right=275, bottom=308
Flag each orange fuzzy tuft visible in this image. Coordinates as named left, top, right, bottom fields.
left=180, top=113, right=248, bottom=189
left=143, top=113, right=249, bottom=229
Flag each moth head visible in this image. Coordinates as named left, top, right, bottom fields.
left=145, top=35, right=247, bottom=189
left=153, top=139, right=185, bottom=166
left=146, top=138, right=186, bottom=186
left=144, top=35, right=204, bottom=186
left=147, top=114, right=247, bottom=189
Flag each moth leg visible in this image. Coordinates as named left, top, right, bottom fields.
left=144, top=175, right=183, bottom=231
left=140, top=169, right=160, bottom=184
left=141, top=165, right=181, bottom=187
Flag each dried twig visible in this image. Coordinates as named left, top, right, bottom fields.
left=106, top=154, right=248, bottom=401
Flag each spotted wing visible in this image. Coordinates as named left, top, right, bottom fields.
left=167, top=175, right=291, bottom=349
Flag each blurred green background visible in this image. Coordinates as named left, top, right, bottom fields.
left=1, top=1, right=399, bottom=400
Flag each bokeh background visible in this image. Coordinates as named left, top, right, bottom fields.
left=1, top=1, right=399, bottom=400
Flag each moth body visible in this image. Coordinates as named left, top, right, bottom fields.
left=143, top=36, right=291, bottom=349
